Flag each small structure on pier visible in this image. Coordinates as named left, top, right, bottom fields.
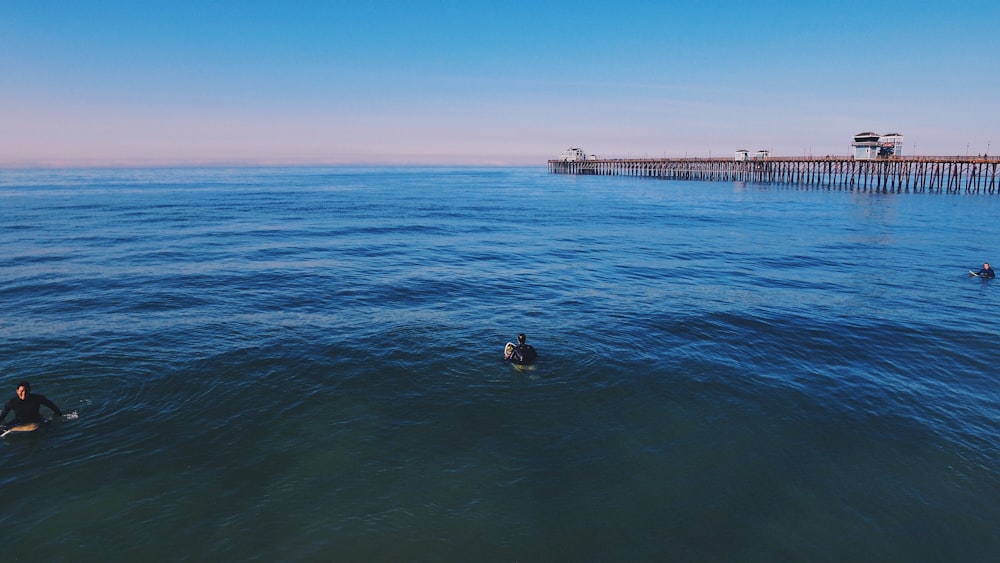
left=853, top=132, right=882, bottom=160
left=558, top=147, right=588, bottom=162
left=853, top=132, right=904, bottom=160
left=755, top=150, right=770, bottom=160
left=735, top=149, right=749, bottom=162
left=880, top=133, right=904, bottom=158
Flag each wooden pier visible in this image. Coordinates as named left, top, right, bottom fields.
left=548, top=156, right=1000, bottom=193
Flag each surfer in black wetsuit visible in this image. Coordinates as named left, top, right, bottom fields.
left=505, top=333, right=538, bottom=365
left=0, top=381, right=62, bottom=431
left=975, top=263, right=996, bottom=278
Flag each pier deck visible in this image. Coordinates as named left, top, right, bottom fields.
left=548, top=157, right=1000, bottom=193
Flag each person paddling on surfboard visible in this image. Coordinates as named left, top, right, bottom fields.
left=504, top=333, right=538, bottom=365
left=973, top=262, right=996, bottom=278
left=0, top=381, right=62, bottom=433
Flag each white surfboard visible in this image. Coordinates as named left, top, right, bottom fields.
left=970, top=270, right=980, bottom=277
left=504, top=342, right=516, bottom=360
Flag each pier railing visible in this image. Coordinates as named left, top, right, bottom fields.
left=548, top=157, right=1000, bottom=193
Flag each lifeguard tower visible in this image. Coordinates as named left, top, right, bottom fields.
left=852, top=132, right=881, bottom=160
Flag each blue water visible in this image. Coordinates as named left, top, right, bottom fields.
left=2, top=167, right=999, bottom=561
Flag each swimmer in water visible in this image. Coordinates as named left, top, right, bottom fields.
left=504, top=333, right=538, bottom=365
left=0, top=381, right=62, bottom=433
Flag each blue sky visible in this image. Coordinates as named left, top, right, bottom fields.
left=2, top=0, right=998, bottom=167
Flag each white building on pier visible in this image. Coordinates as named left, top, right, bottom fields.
left=559, top=148, right=588, bottom=162
left=853, top=132, right=904, bottom=160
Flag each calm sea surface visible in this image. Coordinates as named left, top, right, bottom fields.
left=2, top=166, right=999, bottom=561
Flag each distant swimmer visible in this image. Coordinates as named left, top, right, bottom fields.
left=0, top=381, right=62, bottom=434
left=971, top=262, right=996, bottom=278
left=504, top=333, right=538, bottom=365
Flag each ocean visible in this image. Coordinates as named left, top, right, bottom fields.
left=2, top=166, right=998, bottom=561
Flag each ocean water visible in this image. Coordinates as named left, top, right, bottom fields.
left=1, top=166, right=998, bottom=561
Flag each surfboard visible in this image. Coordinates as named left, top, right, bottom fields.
left=970, top=270, right=980, bottom=277
left=0, top=421, right=41, bottom=438
left=504, top=342, right=516, bottom=360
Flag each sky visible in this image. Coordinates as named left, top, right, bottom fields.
left=2, top=0, right=998, bottom=167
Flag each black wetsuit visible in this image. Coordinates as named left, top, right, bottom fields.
left=0, top=393, right=62, bottom=429
left=977, top=267, right=996, bottom=278
left=508, top=344, right=538, bottom=365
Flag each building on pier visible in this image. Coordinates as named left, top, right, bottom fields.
left=853, top=132, right=882, bottom=160
left=853, top=131, right=904, bottom=160
left=558, top=147, right=588, bottom=162
left=735, top=149, right=749, bottom=161
left=880, top=133, right=904, bottom=158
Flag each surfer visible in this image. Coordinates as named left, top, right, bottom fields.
left=504, top=333, right=538, bottom=365
left=0, top=381, right=62, bottom=432
left=974, top=262, right=996, bottom=278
